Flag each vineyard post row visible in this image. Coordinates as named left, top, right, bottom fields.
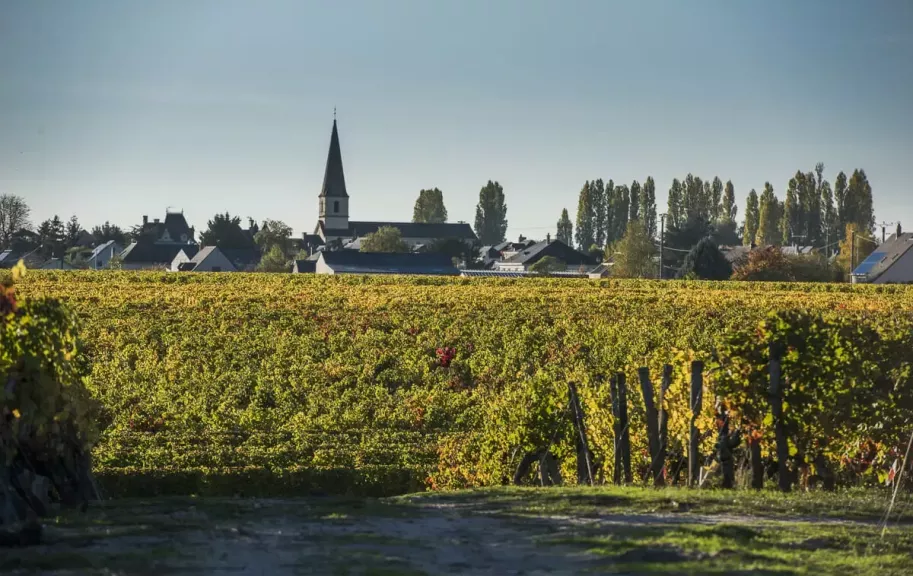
left=523, top=355, right=805, bottom=493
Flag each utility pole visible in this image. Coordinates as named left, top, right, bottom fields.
left=659, top=214, right=666, bottom=280
left=825, top=226, right=829, bottom=260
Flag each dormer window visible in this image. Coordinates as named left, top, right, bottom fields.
left=334, top=201, right=340, bottom=213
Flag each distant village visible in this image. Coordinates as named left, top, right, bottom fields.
left=2, top=120, right=911, bottom=284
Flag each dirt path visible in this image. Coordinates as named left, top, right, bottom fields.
left=3, top=495, right=911, bottom=575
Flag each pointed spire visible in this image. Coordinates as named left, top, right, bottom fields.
left=319, top=117, right=348, bottom=198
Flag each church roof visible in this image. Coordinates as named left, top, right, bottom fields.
left=319, top=119, right=348, bottom=199
left=318, top=251, right=459, bottom=276
left=320, top=221, right=477, bottom=241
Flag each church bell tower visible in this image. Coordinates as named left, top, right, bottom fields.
left=317, top=118, right=350, bottom=232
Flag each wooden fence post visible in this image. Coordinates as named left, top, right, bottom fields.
left=637, top=368, right=663, bottom=487
left=568, top=382, right=594, bottom=486
left=617, top=372, right=632, bottom=484
left=611, top=375, right=621, bottom=485
left=769, top=343, right=791, bottom=492
left=688, top=361, right=704, bottom=488
left=658, top=364, right=672, bottom=485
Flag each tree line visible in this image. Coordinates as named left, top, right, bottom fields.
left=561, top=164, right=875, bottom=253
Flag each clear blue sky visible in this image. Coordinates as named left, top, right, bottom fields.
left=2, top=0, right=912, bottom=240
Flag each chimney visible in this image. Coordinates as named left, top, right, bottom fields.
left=898, top=223, right=903, bottom=237
left=154, top=218, right=160, bottom=224
left=142, top=215, right=148, bottom=226
left=546, top=233, right=551, bottom=244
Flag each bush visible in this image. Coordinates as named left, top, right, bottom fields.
left=678, top=237, right=732, bottom=280
left=1, top=263, right=99, bottom=534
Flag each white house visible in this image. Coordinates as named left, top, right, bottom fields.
left=86, top=240, right=122, bottom=270
left=171, top=246, right=237, bottom=272
left=852, top=230, right=913, bottom=284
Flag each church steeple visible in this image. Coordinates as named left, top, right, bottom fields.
left=319, top=119, right=348, bottom=199
left=317, top=117, right=350, bottom=233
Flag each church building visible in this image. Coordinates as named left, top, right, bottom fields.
left=313, top=119, right=477, bottom=248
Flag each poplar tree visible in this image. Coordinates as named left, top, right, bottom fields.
left=574, top=181, right=595, bottom=250
left=743, top=189, right=759, bottom=246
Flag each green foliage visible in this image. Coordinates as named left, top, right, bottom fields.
left=640, top=176, right=657, bottom=239
left=574, top=181, right=595, bottom=251
left=610, top=220, right=656, bottom=278
left=732, top=247, right=838, bottom=282
left=200, top=212, right=255, bottom=249
left=836, top=222, right=876, bottom=279
left=253, top=219, right=292, bottom=255
left=1, top=263, right=99, bottom=508
left=91, top=221, right=127, bottom=247
left=743, top=189, right=759, bottom=246
left=256, top=245, right=290, bottom=272
left=412, top=188, right=448, bottom=224
left=556, top=208, right=573, bottom=246
left=15, top=272, right=913, bottom=494
left=473, top=181, right=508, bottom=245
left=360, top=226, right=410, bottom=253
left=756, top=182, right=781, bottom=246
left=529, top=255, right=565, bottom=275
left=678, top=237, right=732, bottom=280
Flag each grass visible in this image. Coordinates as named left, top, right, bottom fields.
left=3, top=486, right=912, bottom=575
left=398, top=484, right=913, bottom=522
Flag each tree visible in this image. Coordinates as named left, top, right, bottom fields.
left=473, top=181, right=508, bottom=245
left=253, top=220, right=293, bottom=255
left=200, top=212, right=253, bottom=249
left=640, top=176, right=657, bottom=239
left=65, top=215, right=82, bottom=247
left=0, top=194, right=31, bottom=250
left=592, top=179, right=606, bottom=246
left=529, top=255, right=566, bottom=275
left=667, top=178, right=684, bottom=230
left=256, top=244, right=290, bottom=272
left=743, top=189, right=760, bottom=247
left=603, top=179, right=617, bottom=244
left=677, top=237, right=732, bottom=280
left=360, top=226, right=409, bottom=253
left=91, top=222, right=127, bottom=246
left=721, top=180, right=737, bottom=224
left=820, top=180, right=839, bottom=254
left=731, top=246, right=795, bottom=281
left=611, top=185, right=630, bottom=243
left=629, top=180, right=641, bottom=222
left=412, top=188, right=448, bottom=223
left=556, top=208, right=573, bottom=245
left=663, top=214, right=713, bottom=272
left=756, top=182, right=781, bottom=246
left=37, top=215, right=65, bottom=259
left=834, top=171, right=848, bottom=238
left=609, top=220, right=656, bottom=278
left=422, top=237, right=481, bottom=269
left=710, top=177, right=724, bottom=222
left=801, top=170, right=822, bottom=245
left=836, top=222, right=875, bottom=279
left=574, top=181, right=595, bottom=250
left=782, top=174, right=801, bottom=245
left=843, top=169, right=875, bottom=235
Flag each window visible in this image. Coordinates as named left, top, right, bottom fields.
left=334, top=201, right=340, bottom=213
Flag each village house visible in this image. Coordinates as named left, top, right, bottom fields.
left=852, top=226, right=913, bottom=284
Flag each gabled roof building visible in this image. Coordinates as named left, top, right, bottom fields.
left=852, top=229, right=913, bottom=284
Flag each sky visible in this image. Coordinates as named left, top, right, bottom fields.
left=2, top=0, right=912, bottom=241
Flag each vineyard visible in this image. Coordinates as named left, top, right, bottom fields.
left=15, top=271, right=913, bottom=496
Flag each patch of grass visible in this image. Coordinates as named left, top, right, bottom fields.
left=397, top=485, right=913, bottom=522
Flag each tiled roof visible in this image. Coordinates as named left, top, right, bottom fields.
left=323, top=221, right=478, bottom=241
left=121, top=242, right=198, bottom=264
left=293, top=260, right=317, bottom=273
left=222, top=248, right=262, bottom=269
left=502, top=240, right=598, bottom=266
left=319, top=251, right=459, bottom=275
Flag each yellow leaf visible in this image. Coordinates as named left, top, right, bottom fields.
left=12, top=409, right=21, bottom=418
